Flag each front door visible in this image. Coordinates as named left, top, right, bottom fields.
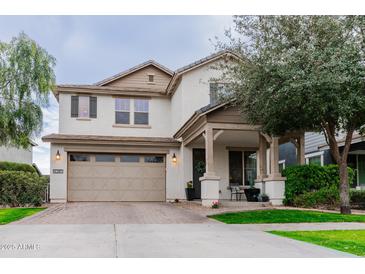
left=193, top=148, right=205, bottom=199
left=229, top=151, right=243, bottom=186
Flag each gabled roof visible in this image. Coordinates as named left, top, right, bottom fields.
left=166, top=50, right=243, bottom=95
left=95, top=60, right=174, bottom=86
left=53, top=50, right=243, bottom=100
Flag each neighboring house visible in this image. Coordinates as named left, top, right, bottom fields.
left=307, top=132, right=365, bottom=189
left=279, top=131, right=365, bottom=189
left=0, top=142, right=36, bottom=165
left=43, top=50, right=305, bottom=206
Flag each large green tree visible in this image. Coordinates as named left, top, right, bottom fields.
left=217, top=16, right=365, bottom=214
left=0, top=32, right=56, bottom=148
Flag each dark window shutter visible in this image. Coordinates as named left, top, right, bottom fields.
left=89, top=96, right=97, bottom=118
left=71, top=96, right=79, bottom=117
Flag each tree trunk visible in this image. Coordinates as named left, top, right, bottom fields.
left=339, top=161, right=351, bottom=214
left=322, top=123, right=354, bottom=214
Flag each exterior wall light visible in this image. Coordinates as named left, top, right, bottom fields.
left=172, top=153, right=177, bottom=163
left=56, top=150, right=61, bottom=160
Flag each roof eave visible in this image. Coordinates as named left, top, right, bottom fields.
left=95, top=60, right=174, bottom=86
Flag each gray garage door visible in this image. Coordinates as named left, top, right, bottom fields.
left=68, top=153, right=166, bottom=202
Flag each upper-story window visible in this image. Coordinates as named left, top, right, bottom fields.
left=209, top=83, right=228, bottom=105
left=115, top=98, right=130, bottom=124
left=134, top=99, right=149, bottom=125
left=115, top=98, right=150, bottom=126
left=71, top=95, right=97, bottom=118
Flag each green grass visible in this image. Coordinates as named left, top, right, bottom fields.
left=0, top=208, right=45, bottom=225
left=209, top=209, right=365, bottom=224
left=270, top=230, right=365, bottom=256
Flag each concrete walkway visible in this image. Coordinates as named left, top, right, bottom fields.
left=0, top=223, right=360, bottom=258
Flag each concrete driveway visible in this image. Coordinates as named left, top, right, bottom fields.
left=2, top=202, right=365, bottom=257
left=14, top=202, right=210, bottom=224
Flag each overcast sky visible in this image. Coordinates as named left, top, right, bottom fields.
left=0, top=16, right=233, bottom=174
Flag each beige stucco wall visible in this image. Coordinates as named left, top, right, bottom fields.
left=0, top=145, right=32, bottom=164
left=49, top=144, right=68, bottom=202
left=59, top=93, right=172, bottom=137
left=171, top=62, right=223, bottom=134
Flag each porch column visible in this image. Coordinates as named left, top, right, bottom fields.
left=256, top=134, right=267, bottom=181
left=268, top=136, right=281, bottom=179
left=297, top=133, right=305, bottom=165
left=263, top=136, right=286, bottom=205
left=255, top=134, right=267, bottom=193
left=204, top=127, right=215, bottom=176
left=200, top=125, right=220, bottom=207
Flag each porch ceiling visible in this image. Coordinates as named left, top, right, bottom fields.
left=175, top=103, right=262, bottom=145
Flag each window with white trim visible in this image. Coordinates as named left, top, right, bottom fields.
left=115, top=98, right=130, bottom=124
left=134, top=99, right=149, bottom=125
left=305, top=151, right=324, bottom=166
left=209, top=83, right=228, bottom=105
left=278, top=160, right=286, bottom=172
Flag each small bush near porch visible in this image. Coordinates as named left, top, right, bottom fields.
left=209, top=209, right=365, bottom=224
left=270, top=230, right=365, bottom=256
left=0, top=208, right=45, bottom=225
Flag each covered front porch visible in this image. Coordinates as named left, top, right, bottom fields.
left=174, top=103, right=305, bottom=207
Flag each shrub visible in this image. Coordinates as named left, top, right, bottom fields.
left=0, top=161, right=36, bottom=173
left=350, top=190, right=365, bottom=209
left=282, top=164, right=354, bottom=206
left=0, top=170, right=48, bottom=207
left=293, top=184, right=340, bottom=209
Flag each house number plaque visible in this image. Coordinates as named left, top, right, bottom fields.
left=53, top=169, right=64, bottom=174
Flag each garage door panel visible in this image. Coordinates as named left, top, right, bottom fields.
left=68, top=153, right=166, bottom=202
left=68, top=190, right=165, bottom=202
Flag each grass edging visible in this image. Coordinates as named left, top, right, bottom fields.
left=0, top=207, right=46, bottom=225
left=208, top=209, right=365, bottom=224
left=269, top=229, right=365, bottom=256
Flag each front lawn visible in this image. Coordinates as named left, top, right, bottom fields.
left=0, top=208, right=45, bottom=225
left=209, top=209, right=365, bottom=224
left=270, top=230, right=365, bottom=256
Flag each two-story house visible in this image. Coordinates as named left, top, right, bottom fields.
left=43, top=50, right=305, bottom=206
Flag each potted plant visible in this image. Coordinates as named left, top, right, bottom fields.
left=185, top=181, right=195, bottom=201
left=258, top=193, right=269, bottom=202
left=244, top=186, right=260, bottom=202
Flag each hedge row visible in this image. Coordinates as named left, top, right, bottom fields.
left=282, top=164, right=354, bottom=208
left=0, top=161, right=36, bottom=173
left=0, top=170, right=47, bottom=207
left=350, top=190, right=365, bottom=209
